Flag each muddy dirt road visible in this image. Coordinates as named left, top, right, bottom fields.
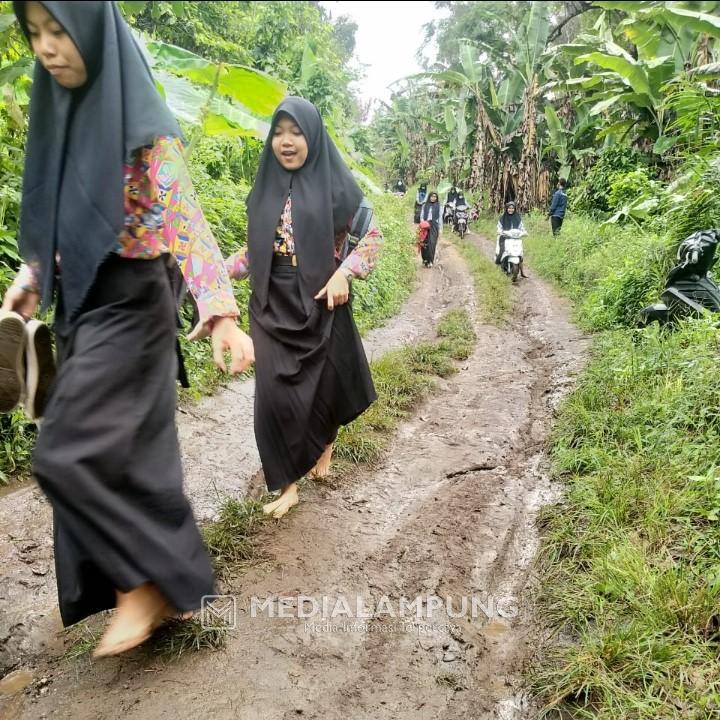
left=0, top=233, right=587, bottom=720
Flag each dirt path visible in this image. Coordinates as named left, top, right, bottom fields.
left=1, top=234, right=588, bottom=719
left=0, top=238, right=472, bottom=677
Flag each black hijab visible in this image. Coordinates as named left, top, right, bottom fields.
left=422, top=193, right=440, bottom=223
left=499, top=204, right=522, bottom=230
left=246, top=96, right=363, bottom=314
left=14, top=1, right=180, bottom=319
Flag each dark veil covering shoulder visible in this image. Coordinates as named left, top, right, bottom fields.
left=499, top=209, right=522, bottom=231
left=246, top=96, right=363, bottom=315
left=13, top=0, right=180, bottom=319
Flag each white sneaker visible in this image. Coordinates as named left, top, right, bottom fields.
left=24, top=320, right=56, bottom=421
left=0, top=310, right=27, bottom=414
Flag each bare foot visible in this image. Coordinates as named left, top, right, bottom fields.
left=308, top=443, right=334, bottom=479
left=92, top=583, right=170, bottom=658
left=262, top=483, right=299, bottom=519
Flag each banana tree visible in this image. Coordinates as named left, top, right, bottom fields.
left=551, top=2, right=720, bottom=154
left=469, top=3, right=552, bottom=210
left=142, top=39, right=286, bottom=147
left=404, top=42, right=503, bottom=206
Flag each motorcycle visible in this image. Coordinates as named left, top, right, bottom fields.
left=455, top=207, right=469, bottom=239
left=443, top=202, right=455, bottom=227
left=640, top=228, right=720, bottom=325
left=496, top=227, right=526, bottom=283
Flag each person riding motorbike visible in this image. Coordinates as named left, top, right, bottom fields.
left=453, top=192, right=471, bottom=234
left=495, top=201, right=528, bottom=278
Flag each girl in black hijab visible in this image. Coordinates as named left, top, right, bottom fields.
left=226, top=97, right=380, bottom=519
left=495, top=200, right=528, bottom=275
left=420, top=191, right=441, bottom=267
left=1, top=1, right=253, bottom=657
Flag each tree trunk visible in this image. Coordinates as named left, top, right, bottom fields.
left=515, top=76, right=539, bottom=212
left=697, top=33, right=712, bottom=67
left=468, top=107, right=486, bottom=205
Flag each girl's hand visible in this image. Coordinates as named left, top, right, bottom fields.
left=314, top=269, right=351, bottom=310
left=188, top=317, right=255, bottom=374
left=211, top=318, right=255, bottom=374
left=2, top=285, right=39, bottom=321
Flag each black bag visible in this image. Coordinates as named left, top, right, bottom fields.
left=340, top=197, right=374, bottom=261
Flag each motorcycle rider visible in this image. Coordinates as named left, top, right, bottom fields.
left=495, top=201, right=528, bottom=278
left=453, top=192, right=471, bottom=234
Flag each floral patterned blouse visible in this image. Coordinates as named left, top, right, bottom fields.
left=226, top=195, right=383, bottom=281
left=14, top=136, right=239, bottom=324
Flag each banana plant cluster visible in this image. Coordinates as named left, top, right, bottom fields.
left=371, top=0, right=720, bottom=214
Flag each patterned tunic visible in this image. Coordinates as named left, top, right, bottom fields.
left=225, top=195, right=383, bottom=281
left=14, top=136, right=238, bottom=323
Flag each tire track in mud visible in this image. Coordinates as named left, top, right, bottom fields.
left=9, top=235, right=589, bottom=720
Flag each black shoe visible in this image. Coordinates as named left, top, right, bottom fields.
left=24, top=320, right=56, bottom=421
left=0, top=310, right=26, bottom=414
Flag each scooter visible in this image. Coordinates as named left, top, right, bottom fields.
left=455, top=207, right=468, bottom=239
left=496, top=228, right=527, bottom=283
left=640, top=228, right=720, bottom=325
left=443, top=202, right=455, bottom=227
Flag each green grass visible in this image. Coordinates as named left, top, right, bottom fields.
left=201, top=497, right=271, bottom=580
left=453, top=223, right=513, bottom=324
left=518, top=211, right=671, bottom=332
left=526, top=211, right=720, bottom=716
left=63, top=609, right=229, bottom=661
left=335, top=307, right=477, bottom=466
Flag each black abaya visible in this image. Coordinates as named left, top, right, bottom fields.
left=34, top=257, right=214, bottom=626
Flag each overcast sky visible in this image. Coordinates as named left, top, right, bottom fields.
left=320, top=1, right=449, bottom=116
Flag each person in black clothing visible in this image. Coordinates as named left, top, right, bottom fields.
left=420, top=191, right=441, bottom=267
left=548, top=178, right=568, bottom=236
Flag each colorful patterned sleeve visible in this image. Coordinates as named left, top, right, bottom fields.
left=147, top=136, right=239, bottom=322
left=340, top=226, right=383, bottom=280
left=226, top=246, right=250, bottom=280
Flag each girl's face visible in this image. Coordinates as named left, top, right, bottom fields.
left=507, top=205, right=516, bottom=214
left=429, top=193, right=438, bottom=203
left=25, top=2, right=87, bottom=89
left=272, top=115, right=309, bottom=171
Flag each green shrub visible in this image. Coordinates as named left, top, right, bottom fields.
left=522, top=212, right=673, bottom=330
left=571, top=146, right=651, bottom=217
left=608, top=168, right=659, bottom=214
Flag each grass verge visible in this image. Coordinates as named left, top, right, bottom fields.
left=517, top=202, right=720, bottom=717
left=452, top=229, right=513, bottom=324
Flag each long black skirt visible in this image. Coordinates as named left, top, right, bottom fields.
left=33, top=255, right=214, bottom=627
left=250, top=263, right=376, bottom=492
left=421, top=222, right=439, bottom=265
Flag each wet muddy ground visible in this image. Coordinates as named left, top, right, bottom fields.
left=0, top=233, right=587, bottom=719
